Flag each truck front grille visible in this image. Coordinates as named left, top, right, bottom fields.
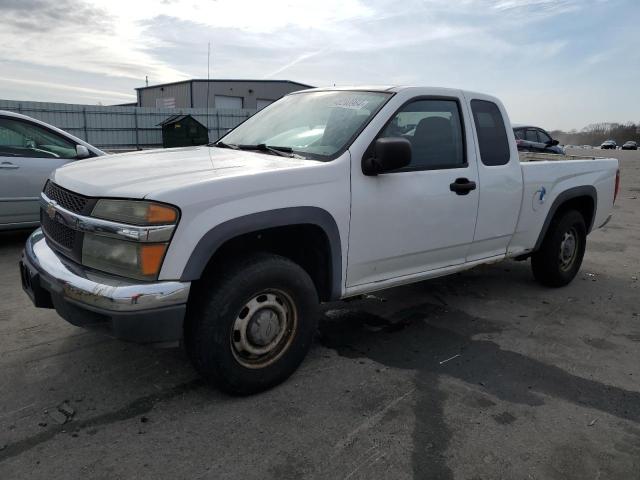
left=40, top=182, right=91, bottom=263
left=41, top=212, right=76, bottom=250
left=44, top=181, right=89, bottom=214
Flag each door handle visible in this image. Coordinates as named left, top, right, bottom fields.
left=0, top=162, right=19, bottom=170
left=449, top=177, right=476, bottom=195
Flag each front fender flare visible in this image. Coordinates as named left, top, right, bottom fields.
left=180, top=207, right=343, bottom=300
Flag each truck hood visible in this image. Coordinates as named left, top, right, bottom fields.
left=51, top=146, right=321, bottom=198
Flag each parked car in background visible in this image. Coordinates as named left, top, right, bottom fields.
left=601, top=140, right=617, bottom=150
left=622, top=141, right=638, bottom=150
left=513, top=125, right=564, bottom=154
left=0, top=111, right=105, bottom=230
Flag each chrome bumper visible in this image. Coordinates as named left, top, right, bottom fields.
left=22, top=229, right=190, bottom=312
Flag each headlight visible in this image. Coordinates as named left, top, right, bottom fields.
left=82, top=233, right=168, bottom=281
left=92, top=199, right=178, bottom=225
left=81, top=199, right=179, bottom=280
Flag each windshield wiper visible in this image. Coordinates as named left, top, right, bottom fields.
left=238, top=144, right=297, bottom=158
left=213, top=142, right=303, bottom=158
left=211, top=141, right=239, bottom=149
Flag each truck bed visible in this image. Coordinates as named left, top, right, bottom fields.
left=518, top=152, right=604, bottom=162
left=511, top=154, right=618, bottom=257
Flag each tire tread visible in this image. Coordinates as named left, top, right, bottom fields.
left=185, top=252, right=318, bottom=395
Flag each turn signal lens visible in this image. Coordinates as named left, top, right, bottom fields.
left=146, top=204, right=178, bottom=224
left=140, top=244, right=168, bottom=276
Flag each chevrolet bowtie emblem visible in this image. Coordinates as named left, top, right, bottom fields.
left=46, top=201, right=58, bottom=220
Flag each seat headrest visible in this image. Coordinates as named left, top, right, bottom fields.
left=414, top=117, right=453, bottom=145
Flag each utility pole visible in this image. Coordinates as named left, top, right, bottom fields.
left=206, top=42, right=211, bottom=140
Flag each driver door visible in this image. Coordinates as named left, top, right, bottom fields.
left=0, top=116, right=78, bottom=226
left=347, top=96, right=480, bottom=288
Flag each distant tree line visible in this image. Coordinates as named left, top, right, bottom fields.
left=549, top=122, right=640, bottom=146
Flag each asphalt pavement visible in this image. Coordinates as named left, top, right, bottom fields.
left=1, top=148, right=639, bottom=479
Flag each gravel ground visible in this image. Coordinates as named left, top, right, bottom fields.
left=0, top=148, right=638, bottom=479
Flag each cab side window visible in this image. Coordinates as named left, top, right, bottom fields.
left=525, top=129, right=539, bottom=142
left=470, top=100, right=510, bottom=166
left=379, top=99, right=465, bottom=170
left=0, top=118, right=77, bottom=159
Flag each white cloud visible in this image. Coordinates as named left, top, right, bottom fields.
left=0, top=0, right=185, bottom=82
left=0, top=75, right=135, bottom=100
left=0, top=0, right=577, bottom=84
left=97, top=0, right=375, bottom=32
left=264, top=51, right=326, bottom=79
left=0, top=0, right=636, bottom=129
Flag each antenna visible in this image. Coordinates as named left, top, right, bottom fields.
left=145, top=75, right=148, bottom=87
left=206, top=42, right=211, bottom=141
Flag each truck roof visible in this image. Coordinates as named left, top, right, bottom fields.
left=299, top=85, right=396, bottom=92
left=293, top=85, right=483, bottom=96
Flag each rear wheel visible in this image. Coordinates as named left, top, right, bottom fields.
left=185, top=253, right=319, bottom=395
left=531, top=209, right=586, bottom=287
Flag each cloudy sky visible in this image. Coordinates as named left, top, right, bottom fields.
left=1, top=0, right=638, bottom=130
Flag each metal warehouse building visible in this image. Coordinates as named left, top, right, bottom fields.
left=136, top=79, right=312, bottom=110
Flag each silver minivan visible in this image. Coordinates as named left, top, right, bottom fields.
left=0, top=111, right=105, bottom=230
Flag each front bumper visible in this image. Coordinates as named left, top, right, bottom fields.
left=20, top=229, right=191, bottom=343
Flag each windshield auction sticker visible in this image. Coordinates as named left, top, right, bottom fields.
left=330, top=98, right=369, bottom=110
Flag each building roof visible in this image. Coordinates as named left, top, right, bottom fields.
left=157, top=114, right=205, bottom=127
left=137, top=79, right=313, bottom=91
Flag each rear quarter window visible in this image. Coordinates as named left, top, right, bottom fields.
left=470, top=100, right=511, bottom=166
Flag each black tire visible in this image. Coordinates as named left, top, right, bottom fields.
left=531, top=209, right=586, bottom=287
left=185, top=252, right=319, bottom=395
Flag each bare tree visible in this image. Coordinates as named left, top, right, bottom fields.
left=551, top=122, right=639, bottom=146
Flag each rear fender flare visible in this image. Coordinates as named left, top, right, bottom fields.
left=534, top=185, right=597, bottom=251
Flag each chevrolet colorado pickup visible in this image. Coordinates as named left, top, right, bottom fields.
left=20, top=86, right=620, bottom=394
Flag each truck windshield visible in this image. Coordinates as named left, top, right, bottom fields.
left=217, top=91, right=392, bottom=160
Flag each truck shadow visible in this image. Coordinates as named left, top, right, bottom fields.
left=318, top=299, right=640, bottom=479
left=0, top=228, right=35, bottom=243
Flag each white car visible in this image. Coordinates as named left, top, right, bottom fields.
left=21, top=86, right=619, bottom=394
left=0, top=111, right=104, bottom=230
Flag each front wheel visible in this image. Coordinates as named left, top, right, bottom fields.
left=185, top=253, right=319, bottom=395
left=531, top=209, right=587, bottom=287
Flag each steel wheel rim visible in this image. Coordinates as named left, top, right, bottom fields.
left=559, top=227, right=578, bottom=271
left=230, top=289, right=298, bottom=369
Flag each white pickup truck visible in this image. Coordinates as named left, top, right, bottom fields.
left=20, top=86, right=620, bottom=394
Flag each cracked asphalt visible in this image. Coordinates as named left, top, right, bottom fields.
left=1, top=149, right=639, bottom=479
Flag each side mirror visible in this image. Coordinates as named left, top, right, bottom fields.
left=76, top=145, right=90, bottom=159
left=362, top=137, right=411, bottom=176
left=550, top=139, right=559, bottom=146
